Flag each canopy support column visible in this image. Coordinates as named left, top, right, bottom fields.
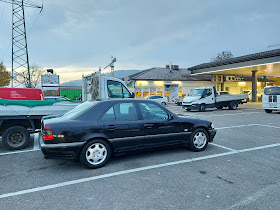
left=252, top=70, right=258, bottom=102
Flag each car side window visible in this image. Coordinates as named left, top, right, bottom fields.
left=101, top=107, right=116, bottom=121
left=139, top=102, right=168, bottom=120
left=205, top=89, right=212, bottom=97
left=114, top=103, right=138, bottom=121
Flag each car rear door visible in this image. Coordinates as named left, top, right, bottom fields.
left=98, top=102, right=144, bottom=152
left=138, top=102, right=183, bottom=148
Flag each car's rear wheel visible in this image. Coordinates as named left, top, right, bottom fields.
left=188, top=128, right=209, bottom=152
left=265, top=109, right=272, bottom=113
left=161, top=102, right=166, bottom=106
left=228, top=101, right=238, bottom=110
left=80, top=139, right=112, bottom=169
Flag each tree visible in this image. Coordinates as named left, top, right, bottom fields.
left=211, top=51, right=233, bottom=62
left=0, top=62, right=11, bottom=87
left=16, top=64, right=44, bottom=88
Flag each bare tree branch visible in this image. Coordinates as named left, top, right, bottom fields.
left=16, top=64, right=44, bottom=88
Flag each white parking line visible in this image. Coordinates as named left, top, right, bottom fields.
left=210, top=143, right=236, bottom=151
left=216, top=124, right=280, bottom=130
left=1, top=143, right=280, bottom=199
left=33, top=133, right=40, bottom=150
left=260, top=125, right=280, bottom=129
left=196, top=112, right=260, bottom=118
left=216, top=124, right=260, bottom=130
left=0, top=149, right=40, bottom=156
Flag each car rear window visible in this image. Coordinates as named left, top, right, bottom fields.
left=62, top=101, right=98, bottom=119
left=264, top=87, right=280, bottom=95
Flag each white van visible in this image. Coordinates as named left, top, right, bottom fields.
left=262, top=86, right=280, bottom=113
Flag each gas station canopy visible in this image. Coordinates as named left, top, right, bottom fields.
left=189, top=49, right=280, bottom=77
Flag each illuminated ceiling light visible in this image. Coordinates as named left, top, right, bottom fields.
left=154, top=81, right=164, bottom=86
left=238, top=82, right=246, bottom=87
left=171, top=81, right=182, bottom=85
left=136, top=81, right=148, bottom=86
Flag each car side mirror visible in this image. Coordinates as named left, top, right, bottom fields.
left=130, top=92, right=135, bottom=98
left=168, top=113, right=174, bottom=121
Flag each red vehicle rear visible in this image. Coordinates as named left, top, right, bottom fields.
left=0, top=87, right=44, bottom=100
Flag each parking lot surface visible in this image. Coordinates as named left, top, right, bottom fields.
left=0, top=103, right=280, bottom=210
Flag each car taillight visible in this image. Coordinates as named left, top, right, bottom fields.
left=43, top=124, right=54, bottom=140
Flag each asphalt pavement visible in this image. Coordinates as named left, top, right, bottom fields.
left=0, top=102, right=280, bottom=210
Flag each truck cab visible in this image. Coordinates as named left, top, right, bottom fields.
left=182, top=87, right=216, bottom=111
left=82, top=70, right=134, bottom=101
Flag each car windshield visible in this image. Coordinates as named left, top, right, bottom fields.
left=264, top=87, right=280, bottom=95
left=188, top=89, right=205, bottom=96
left=62, top=101, right=99, bottom=119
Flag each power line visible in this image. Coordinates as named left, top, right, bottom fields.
left=0, top=0, right=41, bottom=8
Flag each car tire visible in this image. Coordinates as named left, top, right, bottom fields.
left=216, top=106, right=223, bottom=109
left=80, top=139, right=112, bottom=169
left=188, top=128, right=209, bottom=152
left=265, top=109, right=272, bottom=113
left=186, top=109, right=191, bottom=112
left=161, top=102, right=166, bottom=106
left=228, top=101, right=237, bottom=110
left=2, top=126, right=31, bottom=150
left=199, top=104, right=206, bottom=112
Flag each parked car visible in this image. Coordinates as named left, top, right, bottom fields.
left=40, top=100, right=216, bottom=168
left=145, top=95, right=168, bottom=105
left=217, top=91, right=229, bottom=95
left=44, top=96, right=70, bottom=101
left=174, top=98, right=182, bottom=106
left=240, top=90, right=262, bottom=102
left=0, top=87, right=44, bottom=100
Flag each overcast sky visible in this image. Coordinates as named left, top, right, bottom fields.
left=0, top=0, right=280, bottom=83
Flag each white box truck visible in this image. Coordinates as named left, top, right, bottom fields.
left=182, top=86, right=248, bottom=112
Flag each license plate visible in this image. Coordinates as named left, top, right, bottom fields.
left=269, top=103, right=277, bottom=107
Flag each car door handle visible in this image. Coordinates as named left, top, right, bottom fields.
left=109, top=125, right=116, bottom=130
left=144, top=123, right=153, bottom=128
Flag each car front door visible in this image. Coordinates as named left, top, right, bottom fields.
left=98, top=102, right=144, bottom=152
left=138, top=102, right=183, bottom=148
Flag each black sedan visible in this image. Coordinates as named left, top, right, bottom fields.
left=40, top=99, right=216, bottom=168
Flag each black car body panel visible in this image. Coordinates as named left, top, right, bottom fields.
left=40, top=100, right=216, bottom=160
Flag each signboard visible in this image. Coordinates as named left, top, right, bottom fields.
left=41, top=75, right=59, bottom=87
left=226, top=76, right=244, bottom=82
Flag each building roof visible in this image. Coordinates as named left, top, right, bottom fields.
left=125, top=67, right=212, bottom=81
left=188, top=48, right=280, bottom=71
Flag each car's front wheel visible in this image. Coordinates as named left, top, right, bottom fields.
left=188, top=128, right=209, bottom=152
left=80, top=139, right=112, bottom=169
left=161, top=102, right=166, bottom=106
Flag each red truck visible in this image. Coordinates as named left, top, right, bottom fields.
left=0, top=87, right=44, bottom=100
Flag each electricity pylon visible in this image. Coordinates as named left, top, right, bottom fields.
left=0, top=0, right=42, bottom=87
